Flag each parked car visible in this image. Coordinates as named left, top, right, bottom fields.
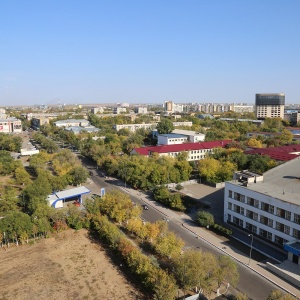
left=73, top=200, right=80, bottom=207
left=141, top=204, right=149, bottom=210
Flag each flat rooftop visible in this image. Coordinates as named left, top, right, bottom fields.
left=228, top=157, right=300, bottom=205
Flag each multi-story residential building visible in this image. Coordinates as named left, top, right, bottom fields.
left=114, top=121, right=192, bottom=133
left=284, top=110, right=300, bottom=125
left=173, top=121, right=193, bottom=127
left=135, top=106, right=148, bottom=114
left=224, top=158, right=300, bottom=263
left=255, top=93, right=285, bottom=119
left=164, top=101, right=184, bottom=114
left=31, top=117, right=50, bottom=130
left=114, top=107, right=127, bottom=114
left=131, top=140, right=231, bottom=161
left=233, top=105, right=254, bottom=113
left=91, top=107, right=104, bottom=114
left=0, top=117, right=22, bottom=133
left=114, top=123, right=157, bottom=132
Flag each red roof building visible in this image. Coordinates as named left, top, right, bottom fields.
left=130, top=140, right=231, bottom=161
left=245, top=144, right=300, bottom=161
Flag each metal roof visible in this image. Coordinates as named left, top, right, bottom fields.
left=229, top=157, right=300, bottom=205
left=50, top=186, right=90, bottom=201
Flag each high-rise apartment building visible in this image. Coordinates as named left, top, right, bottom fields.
left=255, top=93, right=285, bottom=119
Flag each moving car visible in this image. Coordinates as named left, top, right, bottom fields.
left=141, top=204, right=149, bottom=210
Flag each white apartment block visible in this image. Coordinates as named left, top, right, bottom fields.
left=114, top=123, right=157, bottom=132
left=233, top=105, right=254, bottom=113
left=135, top=106, right=148, bottom=114
left=91, top=107, right=104, bottom=114
left=114, top=121, right=192, bottom=133
left=173, top=121, right=193, bottom=127
left=224, top=158, right=300, bottom=263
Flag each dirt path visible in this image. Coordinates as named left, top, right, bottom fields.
left=0, top=229, right=144, bottom=300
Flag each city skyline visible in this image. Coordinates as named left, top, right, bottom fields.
left=1, top=1, right=300, bottom=106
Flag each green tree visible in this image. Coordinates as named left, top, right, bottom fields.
left=198, top=157, right=220, bottom=183
left=69, top=166, right=89, bottom=186
left=154, top=231, right=184, bottom=259
left=266, top=290, right=297, bottom=300
left=0, top=211, right=33, bottom=245
left=196, top=211, right=214, bottom=227
left=14, top=166, right=32, bottom=185
left=150, top=268, right=177, bottom=300
left=216, top=255, right=239, bottom=288
left=173, top=250, right=206, bottom=291
left=156, top=118, right=174, bottom=134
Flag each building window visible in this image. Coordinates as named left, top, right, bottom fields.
left=268, top=219, right=273, bottom=228
left=292, top=229, right=300, bottom=239
left=228, top=202, right=232, bottom=210
left=269, top=205, right=274, bottom=214
left=274, top=235, right=287, bottom=246
left=240, top=195, right=245, bottom=203
left=294, top=213, right=300, bottom=225
left=285, top=211, right=291, bottom=221
left=227, top=214, right=231, bottom=222
left=284, top=225, right=290, bottom=235
left=228, top=190, right=232, bottom=198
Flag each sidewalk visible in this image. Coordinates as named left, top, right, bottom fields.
left=122, top=186, right=300, bottom=298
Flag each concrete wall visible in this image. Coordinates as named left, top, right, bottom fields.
left=266, top=262, right=300, bottom=288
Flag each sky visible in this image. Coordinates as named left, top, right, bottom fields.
left=1, top=0, right=300, bottom=106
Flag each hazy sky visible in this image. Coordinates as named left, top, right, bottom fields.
left=1, top=0, right=300, bottom=106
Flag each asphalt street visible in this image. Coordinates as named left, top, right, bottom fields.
left=82, top=157, right=285, bottom=300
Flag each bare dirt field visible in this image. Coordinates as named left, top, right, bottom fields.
left=0, top=229, right=145, bottom=300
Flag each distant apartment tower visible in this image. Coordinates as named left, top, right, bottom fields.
left=135, top=106, right=148, bottom=114
left=255, top=93, right=285, bottom=119
left=164, top=101, right=173, bottom=114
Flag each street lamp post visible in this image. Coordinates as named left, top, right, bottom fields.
left=248, top=234, right=254, bottom=265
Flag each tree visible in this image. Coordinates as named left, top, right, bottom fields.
left=0, top=186, right=19, bottom=213
left=169, top=193, right=185, bottom=211
left=69, top=166, right=89, bottom=186
left=14, top=166, right=31, bottom=185
left=198, top=157, right=220, bottom=183
left=278, top=129, right=293, bottom=145
left=154, top=231, right=184, bottom=259
left=266, top=290, right=297, bottom=300
left=0, top=211, right=33, bottom=246
left=247, top=138, right=263, bottom=148
left=156, top=118, right=174, bottom=134
left=173, top=250, right=206, bottom=291
left=150, top=268, right=178, bottom=300
left=196, top=211, right=214, bottom=227
left=216, top=255, right=239, bottom=288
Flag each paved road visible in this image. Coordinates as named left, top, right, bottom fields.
left=82, top=161, right=286, bottom=300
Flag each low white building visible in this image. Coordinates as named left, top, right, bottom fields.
left=0, top=117, right=22, bottom=133
left=224, top=158, right=300, bottom=263
left=157, top=133, right=189, bottom=145
left=54, top=119, right=90, bottom=127
left=172, top=129, right=205, bottom=142
left=114, top=123, right=157, bottom=132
